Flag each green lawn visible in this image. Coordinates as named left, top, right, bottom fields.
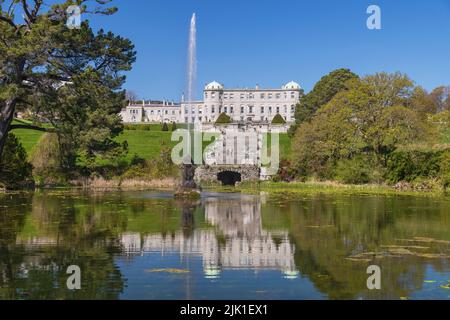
left=12, top=120, right=292, bottom=161
left=116, top=130, right=177, bottom=160
left=12, top=129, right=44, bottom=155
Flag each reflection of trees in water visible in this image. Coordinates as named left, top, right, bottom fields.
left=0, top=192, right=126, bottom=300
left=263, top=193, right=450, bottom=299
left=1, top=191, right=448, bottom=299
left=178, top=200, right=200, bottom=238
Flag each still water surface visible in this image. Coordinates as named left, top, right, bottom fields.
left=0, top=190, right=449, bottom=299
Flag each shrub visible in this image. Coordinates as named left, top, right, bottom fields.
left=271, top=113, right=286, bottom=125
left=0, top=133, right=33, bottom=189
left=334, top=156, right=373, bottom=184
left=440, top=150, right=450, bottom=189
left=121, top=148, right=178, bottom=180
left=171, top=122, right=177, bottom=131
left=215, top=112, right=231, bottom=124
left=162, top=122, right=169, bottom=131
left=30, top=133, right=68, bottom=185
left=386, top=150, right=444, bottom=183
left=124, top=124, right=152, bottom=131
left=273, top=159, right=297, bottom=182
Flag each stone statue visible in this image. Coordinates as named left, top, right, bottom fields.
left=181, top=155, right=197, bottom=189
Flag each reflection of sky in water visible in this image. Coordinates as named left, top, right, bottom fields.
left=2, top=190, right=449, bottom=300
left=116, top=253, right=324, bottom=300
left=408, top=265, right=450, bottom=300
left=116, top=195, right=307, bottom=299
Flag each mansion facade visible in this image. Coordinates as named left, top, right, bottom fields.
left=120, top=81, right=303, bottom=125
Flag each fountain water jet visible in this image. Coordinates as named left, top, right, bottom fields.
left=177, top=13, right=199, bottom=197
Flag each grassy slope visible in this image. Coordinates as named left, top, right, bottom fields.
left=11, top=121, right=448, bottom=162
left=12, top=129, right=44, bottom=155
left=116, top=130, right=177, bottom=160
left=12, top=120, right=293, bottom=161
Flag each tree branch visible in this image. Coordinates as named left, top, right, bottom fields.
left=9, top=124, right=54, bottom=132
left=21, top=0, right=33, bottom=22
left=0, top=15, right=16, bottom=28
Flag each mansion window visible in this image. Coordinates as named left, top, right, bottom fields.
left=205, top=92, right=208, bottom=99
left=276, top=106, right=280, bottom=113
left=291, top=92, right=295, bottom=98
left=229, top=93, right=234, bottom=99
left=261, top=106, right=264, bottom=113
left=269, top=106, right=272, bottom=113
left=165, top=110, right=168, bottom=114
left=185, top=108, right=189, bottom=113
left=249, top=93, right=254, bottom=99
left=212, top=106, right=215, bottom=113
left=276, top=93, right=280, bottom=99
left=260, top=93, right=265, bottom=99
left=291, top=105, right=295, bottom=112
left=249, top=106, right=253, bottom=113
left=268, top=93, right=273, bottom=99
left=211, top=93, right=216, bottom=98
left=230, top=106, right=234, bottom=113
left=224, top=106, right=227, bottom=113
left=240, top=106, right=244, bottom=113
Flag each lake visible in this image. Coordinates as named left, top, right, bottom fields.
left=0, top=190, right=449, bottom=300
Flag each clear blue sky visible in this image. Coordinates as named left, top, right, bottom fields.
left=86, top=0, right=450, bottom=101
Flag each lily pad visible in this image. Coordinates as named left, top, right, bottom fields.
left=145, top=268, right=190, bottom=274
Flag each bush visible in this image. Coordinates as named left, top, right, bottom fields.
left=273, top=159, right=297, bottom=182
left=162, top=122, right=169, bottom=131
left=122, top=148, right=178, bottom=180
left=0, top=133, right=33, bottom=189
left=440, top=150, right=450, bottom=189
left=271, top=113, right=286, bottom=125
left=334, top=156, right=373, bottom=184
left=386, top=150, right=444, bottom=183
left=124, top=124, right=152, bottom=131
left=215, top=112, right=231, bottom=124
left=30, top=133, right=68, bottom=185
left=171, top=122, right=177, bottom=131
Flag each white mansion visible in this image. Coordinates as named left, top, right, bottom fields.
left=120, top=81, right=303, bottom=125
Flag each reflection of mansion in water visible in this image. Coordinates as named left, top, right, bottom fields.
left=120, top=197, right=298, bottom=278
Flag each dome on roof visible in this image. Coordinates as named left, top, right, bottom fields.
left=204, top=266, right=221, bottom=279
left=205, top=81, right=224, bottom=90
left=283, top=270, right=299, bottom=279
left=282, top=81, right=301, bottom=90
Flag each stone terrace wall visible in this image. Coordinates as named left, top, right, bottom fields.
left=195, top=165, right=260, bottom=183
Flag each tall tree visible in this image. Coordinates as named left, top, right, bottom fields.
left=429, top=86, right=450, bottom=113
left=125, top=90, right=139, bottom=104
left=289, top=68, right=358, bottom=135
left=292, top=72, right=434, bottom=177
left=0, top=0, right=136, bottom=170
